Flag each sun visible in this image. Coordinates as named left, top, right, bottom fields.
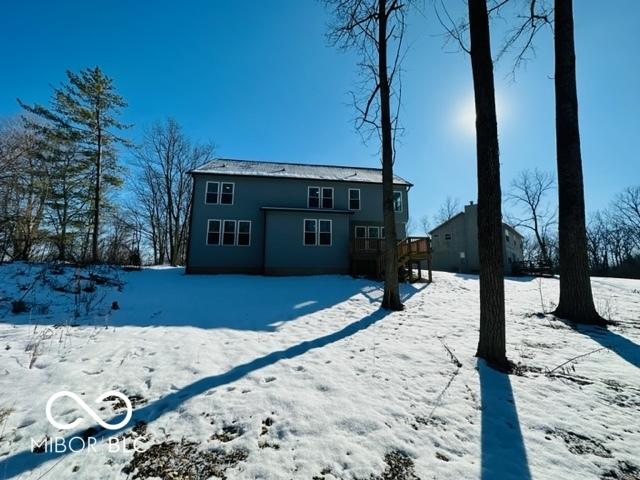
left=455, top=93, right=509, bottom=136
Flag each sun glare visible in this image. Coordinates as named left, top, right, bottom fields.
left=455, top=93, right=509, bottom=137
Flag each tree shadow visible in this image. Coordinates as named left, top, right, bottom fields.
left=478, top=359, right=531, bottom=480
left=2, top=267, right=402, bottom=331
left=565, top=322, right=640, bottom=369
left=0, top=283, right=427, bottom=478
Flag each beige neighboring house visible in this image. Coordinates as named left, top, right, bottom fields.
left=429, top=202, right=524, bottom=274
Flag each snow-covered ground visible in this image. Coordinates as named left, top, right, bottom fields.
left=0, top=263, right=638, bottom=479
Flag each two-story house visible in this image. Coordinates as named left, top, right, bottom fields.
left=185, top=158, right=412, bottom=275
left=429, top=201, right=524, bottom=274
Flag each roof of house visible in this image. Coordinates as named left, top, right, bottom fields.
left=191, top=158, right=412, bottom=186
left=429, top=206, right=524, bottom=239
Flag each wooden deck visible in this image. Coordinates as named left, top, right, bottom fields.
left=350, top=236, right=432, bottom=282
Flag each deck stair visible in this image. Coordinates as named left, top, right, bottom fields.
left=350, top=236, right=432, bottom=282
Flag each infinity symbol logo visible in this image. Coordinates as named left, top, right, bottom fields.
left=45, top=390, right=133, bottom=431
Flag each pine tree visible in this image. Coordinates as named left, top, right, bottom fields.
left=20, top=66, right=129, bottom=263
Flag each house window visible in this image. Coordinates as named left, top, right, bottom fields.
left=220, top=182, right=234, bottom=204
left=322, top=187, right=334, bottom=209
left=308, top=187, right=320, bottom=208
left=355, top=226, right=366, bottom=238
left=222, top=220, right=236, bottom=245
left=237, top=220, right=251, bottom=246
left=304, top=219, right=317, bottom=245
left=445, top=233, right=452, bottom=240
left=349, top=189, right=360, bottom=210
left=207, top=219, right=221, bottom=245
left=393, top=191, right=403, bottom=212
left=319, top=220, right=332, bottom=246
left=205, top=182, right=219, bottom=204
left=368, top=226, right=380, bottom=239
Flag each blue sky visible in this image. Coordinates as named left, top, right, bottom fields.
left=1, top=1, right=638, bottom=229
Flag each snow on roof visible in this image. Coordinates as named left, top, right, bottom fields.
left=191, top=158, right=412, bottom=186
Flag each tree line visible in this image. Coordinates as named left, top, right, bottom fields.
left=0, top=67, right=212, bottom=266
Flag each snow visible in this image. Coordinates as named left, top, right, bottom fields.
left=0, top=263, right=639, bottom=479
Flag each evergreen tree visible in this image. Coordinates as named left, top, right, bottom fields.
left=20, top=66, right=129, bottom=262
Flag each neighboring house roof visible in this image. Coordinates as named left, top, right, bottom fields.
left=191, top=158, right=412, bottom=186
left=429, top=208, right=524, bottom=239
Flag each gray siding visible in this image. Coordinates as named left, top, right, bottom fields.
left=429, top=203, right=523, bottom=274
left=187, top=173, right=409, bottom=274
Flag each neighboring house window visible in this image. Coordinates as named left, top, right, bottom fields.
left=433, top=234, right=439, bottom=238
left=349, top=189, right=360, bottom=210
left=505, top=229, right=510, bottom=243
left=355, top=226, right=366, bottom=238
left=205, top=182, right=219, bottom=204
left=322, top=187, right=334, bottom=209
left=220, top=182, right=234, bottom=204
left=237, top=220, right=251, bottom=246
left=445, top=233, right=452, bottom=240
left=304, top=219, right=317, bottom=245
left=308, top=187, right=320, bottom=208
left=319, top=220, right=332, bottom=246
left=222, top=220, right=236, bottom=245
left=393, top=191, right=403, bottom=212
left=207, top=219, right=221, bottom=245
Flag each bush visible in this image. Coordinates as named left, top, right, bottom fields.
left=11, top=300, right=29, bottom=314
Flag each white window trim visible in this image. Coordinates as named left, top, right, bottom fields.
left=222, top=219, right=237, bottom=246
left=236, top=220, right=252, bottom=247
left=220, top=182, right=235, bottom=206
left=321, top=187, right=334, bottom=209
left=206, top=219, right=221, bottom=245
left=348, top=188, right=361, bottom=211
left=393, top=190, right=403, bottom=213
left=318, top=219, right=332, bottom=247
left=307, top=186, right=320, bottom=209
left=205, top=181, right=220, bottom=205
left=303, top=218, right=318, bottom=246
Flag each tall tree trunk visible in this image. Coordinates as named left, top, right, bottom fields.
left=378, top=0, right=402, bottom=311
left=553, top=0, right=605, bottom=325
left=92, top=117, right=102, bottom=263
left=468, top=0, right=507, bottom=368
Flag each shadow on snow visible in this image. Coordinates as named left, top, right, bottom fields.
left=0, top=283, right=427, bottom=479
left=479, top=360, right=531, bottom=480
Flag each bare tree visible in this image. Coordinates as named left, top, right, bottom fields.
left=612, top=186, right=640, bottom=250
left=419, top=214, right=431, bottom=235
left=434, top=196, right=461, bottom=225
left=553, top=0, right=605, bottom=325
left=325, top=0, right=408, bottom=310
left=506, top=169, right=555, bottom=264
left=132, top=119, right=213, bottom=266
left=468, top=0, right=508, bottom=368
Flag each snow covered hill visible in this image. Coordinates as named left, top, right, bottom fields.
left=0, top=263, right=638, bottom=479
